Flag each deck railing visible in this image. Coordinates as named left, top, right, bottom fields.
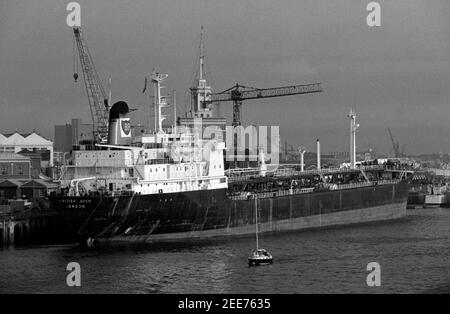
left=227, top=179, right=400, bottom=200
left=226, top=165, right=388, bottom=182
left=228, top=188, right=315, bottom=201
left=322, top=179, right=399, bottom=190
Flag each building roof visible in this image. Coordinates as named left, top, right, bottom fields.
left=21, top=179, right=59, bottom=189
left=0, top=179, right=59, bottom=189
left=0, top=179, right=30, bottom=187
left=0, top=132, right=53, bottom=146
left=0, top=152, right=31, bottom=161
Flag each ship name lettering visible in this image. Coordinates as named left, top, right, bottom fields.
left=66, top=204, right=86, bottom=209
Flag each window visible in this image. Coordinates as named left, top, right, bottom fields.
left=17, top=166, right=23, bottom=175
left=1, top=166, right=7, bottom=175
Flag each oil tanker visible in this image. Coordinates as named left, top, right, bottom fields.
left=49, top=70, right=410, bottom=246
left=50, top=166, right=409, bottom=245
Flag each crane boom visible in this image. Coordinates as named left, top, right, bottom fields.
left=206, top=82, right=322, bottom=126
left=387, top=127, right=401, bottom=158
left=211, top=83, right=322, bottom=102
left=73, top=27, right=109, bottom=143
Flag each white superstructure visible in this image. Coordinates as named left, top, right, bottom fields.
left=60, top=71, right=228, bottom=196
left=61, top=131, right=227, bottom=196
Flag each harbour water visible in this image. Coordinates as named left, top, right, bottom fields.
left=0, top=208, right=449, bottom=294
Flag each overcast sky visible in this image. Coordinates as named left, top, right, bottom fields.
left=1, top=0, right=450, bottom=155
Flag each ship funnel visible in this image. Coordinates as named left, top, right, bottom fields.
left=108, top=101, right=131, bottom=146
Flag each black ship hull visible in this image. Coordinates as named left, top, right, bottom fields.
left=49, top=180, right=409, bottom=245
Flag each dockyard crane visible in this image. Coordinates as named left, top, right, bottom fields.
left=72, top=27, right=109, bottom=144
left=387, top=127, right=403, bottom=158
left=204, top=83, right=323, bottom=126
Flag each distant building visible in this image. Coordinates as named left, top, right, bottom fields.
left=0, top=153, right=59, bottom=200
left=54, top=118, right=93, bottom=153
left=0, top=179, right=58, bottom=200
left=0, top=180, right=27, bottom=200
left=0, top=153, right=31, bottom=179
left=19, top=180, right=59, bottom=199
left=16, top=150, right=44, bottom=178
left=329, top=152, right=350, bottom=159
left=0, top=132, right=54, bottom=166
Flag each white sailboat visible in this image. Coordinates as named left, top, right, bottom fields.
left=248, top=197, right=273, bottom=266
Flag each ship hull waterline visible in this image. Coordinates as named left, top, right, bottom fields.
left=49, top=181, right=409, bottom=246
left=94, top=201, right=407, bottom=245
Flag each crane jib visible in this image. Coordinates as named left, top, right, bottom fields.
left=237, top=83, right=323, bottom=100
left=72, top=27, right=110, bottom=144
left=209, top=82, right=323, bottom=102
left=204, top=82, right=323, bottom=126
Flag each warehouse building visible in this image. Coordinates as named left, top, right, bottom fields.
left=0, top=132, right=53, bottom=166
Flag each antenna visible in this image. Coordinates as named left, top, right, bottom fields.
left=199, top=25, right=205, bottom=81
left=173, top=90, right=177, bottom=134
left=108, top=76, right=112, bottom=108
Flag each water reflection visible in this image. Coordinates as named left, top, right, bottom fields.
left=0, top=208, right=449, bottom=294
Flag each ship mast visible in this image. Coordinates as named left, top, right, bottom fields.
left=152, top=71, right=169, bottom=133
left=255, top=197, right=259, bottom=251
left=348, top=108, right=359, bottom=169
left=199, top=26, right=205, bottom=82
left=173, top=90, right=177, bottom=134
left=190, top=26, right=213, bottom=118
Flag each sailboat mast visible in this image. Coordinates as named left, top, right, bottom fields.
left=255, top=197, right=259, bottom=251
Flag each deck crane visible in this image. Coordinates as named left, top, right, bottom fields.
left=72, top=27, right=109, bottom=144
left=204, top=83, right=323, bottom=126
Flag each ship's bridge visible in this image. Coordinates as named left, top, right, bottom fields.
left=62, top=130, right=228, bottom=196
